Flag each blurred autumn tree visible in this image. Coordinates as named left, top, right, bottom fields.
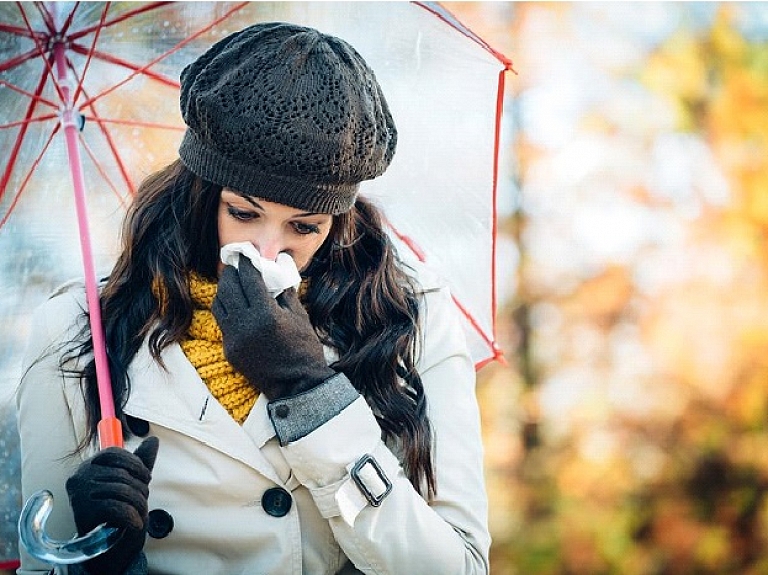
left=450, top=2, right=768, bottom=574
left=628, top=6, right=768, bottom=574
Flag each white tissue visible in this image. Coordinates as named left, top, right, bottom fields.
left=220, top=242, right=301, bottom=298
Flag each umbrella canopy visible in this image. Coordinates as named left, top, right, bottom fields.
left=0, top=1, right=512, bottom=565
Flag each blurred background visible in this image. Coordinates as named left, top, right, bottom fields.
left=454, top=2, right=768, bottom=574
left=4, top=2, right=768, bottom=574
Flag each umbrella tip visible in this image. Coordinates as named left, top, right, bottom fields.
left=493, top=348, right=508, bottom=367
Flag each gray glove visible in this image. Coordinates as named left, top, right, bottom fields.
left=212, top=256, right=336, bottom=400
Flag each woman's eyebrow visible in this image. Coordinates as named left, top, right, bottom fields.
left=234, top=194, right=263, bottom=210
left=234, top=193, right=323, bottom=218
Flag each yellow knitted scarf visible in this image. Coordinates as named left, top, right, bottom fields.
left=181, top=273, right=257, bottom=424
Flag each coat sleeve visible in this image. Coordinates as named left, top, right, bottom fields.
left=16, top=288, right=92, bottom=575
left=277, top=280, right=491, bottom=575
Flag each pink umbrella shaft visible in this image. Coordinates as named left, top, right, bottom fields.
left=53, top=43, right=122, bottom=449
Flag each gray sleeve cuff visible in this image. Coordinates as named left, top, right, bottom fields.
left=267, top=372, right=359, bottom=445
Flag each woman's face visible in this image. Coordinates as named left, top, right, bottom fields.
left=217, top=189, right=333, bottom=273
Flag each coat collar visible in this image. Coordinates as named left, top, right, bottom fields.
left=123, top=340, right=282, bottom=484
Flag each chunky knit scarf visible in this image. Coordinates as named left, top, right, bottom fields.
left=181, top=273, right=257, bottom=424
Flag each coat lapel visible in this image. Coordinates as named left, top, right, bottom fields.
left=123, top=340, right=283, bottom=485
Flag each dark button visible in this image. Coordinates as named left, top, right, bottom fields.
left=262, top=487, right=292, bottom=517
left=274, top=404, right=290, bottom=419
left=147, top=509, right=174, bottom=539
left=125, top=415, right=150, bottom=437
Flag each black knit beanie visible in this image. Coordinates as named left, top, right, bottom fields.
left=178, top=22, right=397, bottom=215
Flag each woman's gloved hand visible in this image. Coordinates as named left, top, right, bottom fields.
left=212, top=256, right=336, bottom=400
left=66, top=437, right=159, bottom=575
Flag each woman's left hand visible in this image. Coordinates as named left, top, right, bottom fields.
left=212, top=256, right=336, bottom=400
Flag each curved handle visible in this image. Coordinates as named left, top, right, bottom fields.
left=18, top=490, right=123, bottom=565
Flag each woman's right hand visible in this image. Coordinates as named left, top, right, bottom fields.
left=66, top=437, right=159, bottom=575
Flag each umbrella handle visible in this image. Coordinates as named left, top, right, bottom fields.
left=18, top=415, right=125, bottom=566
left=18, top=430, right=126, bottom=567
left=18, top=490, right=123, bottom=567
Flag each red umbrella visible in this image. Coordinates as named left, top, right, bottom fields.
left=0, top=2, right=512, bottom=569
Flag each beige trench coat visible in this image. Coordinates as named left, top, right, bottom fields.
left=17, top=265, right=490, bottom=575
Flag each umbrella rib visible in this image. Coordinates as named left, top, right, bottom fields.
left=16, top=2, right=65, bottom=103
left=385, top=218, right=504, bottom=369
left=0, top=79, right=58, bottom=109
left=72, top=2, right=111, bottom=105
left=83, top=109, right=136, bottom=197
left=451, top=295, right=505, bottom=369
left=0, top=123, right=59, bottom=231
left=72, top=73, right=136, bottom=195
left=0, top=21, right=47, bottom=39
left=37, top=0, right=79, bottom=37
left=79, top=135, right=131, bottom=209
left=0, top=63, right=51, bottom=205
left=77, top=1, right=249, bottom=109
left=385, top=221, right=428, bottom=263
left=56, top=1, right=81, bottom=37
left=82, top=117, right=185, bottom=131
left=0, top=46, right=47, bottom=74
left=414, top=2, right=515, bottom=71
left=69, top=43, right=180, bottom=89
left=489, top=68, right=508, bottom=360
left=32, top=1, right=57, bottom=35
left=67, top=1, right=174, bottom=41
left=0, top=114, right=58, bottom=130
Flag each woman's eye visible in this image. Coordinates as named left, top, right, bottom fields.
left=227, top=205, right=256, bottom=222
left=293, top=221, right=321, bottom=235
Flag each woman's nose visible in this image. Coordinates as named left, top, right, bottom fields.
left=252, top=236, right=282, bottom=261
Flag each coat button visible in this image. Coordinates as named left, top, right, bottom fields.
left=147, top=509, right=174, bottom=539
left=262, top=487, right=292, bottom=517
left=274, top=404, right=290, bottom=419
left=125, top=415, right=149, bottom=437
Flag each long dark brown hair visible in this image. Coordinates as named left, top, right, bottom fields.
left=70, top=160, right=436, bottom=496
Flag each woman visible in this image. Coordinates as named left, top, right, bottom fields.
left=17, top=22, right=490, bottom=575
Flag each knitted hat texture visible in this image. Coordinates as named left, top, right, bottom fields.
left=178, top=22, right=397, bottom=215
